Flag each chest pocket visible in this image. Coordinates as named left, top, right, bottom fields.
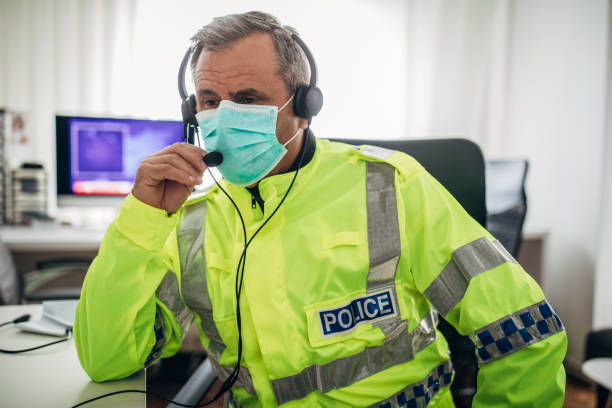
left=321, top=231, right=363, bottom=249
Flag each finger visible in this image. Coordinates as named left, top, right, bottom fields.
left=150, top=142, right=206, bottom=172
left=174, top=142, right=207, bottom=172
left=146, top=153, right=202, bottom=179
left=140, top=162, right=200, bottom=186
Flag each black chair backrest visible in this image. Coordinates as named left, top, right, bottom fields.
left=329, top=138, right=487, bottom=228
left=485, top=160, right=529, bottom=257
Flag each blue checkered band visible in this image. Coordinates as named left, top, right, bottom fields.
left=144, top=307, right=167, bottom=367
left=471, top=300, right=564, bottom=364
left=372, top=360, right=453, bottom=408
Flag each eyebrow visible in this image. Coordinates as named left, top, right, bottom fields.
left=196, top=88, right=270, bottom=100
left=197, top=89, right=220, bottom=98
left=229, top=88, right=270, bottom=100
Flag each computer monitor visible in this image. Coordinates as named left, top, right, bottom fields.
left=56, top=115, right=184, bottom=206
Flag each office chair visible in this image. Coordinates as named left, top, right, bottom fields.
left=485, top=160, right=529, bottom=258
left=166, top=137, right=487, bottom=407
left=0, top=239, right=22, bottom=305
left=23, top=259, right=89, bottom=302
left=584, top=329, right=612, bottom=408
left=0, top=237, right=88, bottom=304
left=332, top=138, right=487, bottom=227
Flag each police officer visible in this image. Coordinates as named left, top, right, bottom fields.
left=74, top=11, right=567, bottom=407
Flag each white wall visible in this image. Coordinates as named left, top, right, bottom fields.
left=501, top=0, right=609, bottom=368
left=594, top=4, right=612, bottom=330
left=594, top=131, right=612, bottom=330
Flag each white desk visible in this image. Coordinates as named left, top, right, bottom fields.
left=0, top=304, right=145, bottom=408
left=583, top=358, right=612, bottom=390
left=0, top=223, right=105, bottom=252
left=0, top=223, right=105, bottom=276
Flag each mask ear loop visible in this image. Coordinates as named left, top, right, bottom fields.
left=283, top=127, right=303, bottom=147
left=279, top=93, right=302, bottom=148
left=278, top=94, right=295, bottom=112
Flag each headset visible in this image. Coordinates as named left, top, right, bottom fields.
left=177, top=33, right=323, bottom=154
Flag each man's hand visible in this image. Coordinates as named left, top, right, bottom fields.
left=132, top=143, right=206, bottom=215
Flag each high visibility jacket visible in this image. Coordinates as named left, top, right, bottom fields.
left=74, top=139, right=567, bottom=407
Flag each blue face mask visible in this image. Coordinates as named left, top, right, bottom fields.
left=196, top=97, right=301, bottom=186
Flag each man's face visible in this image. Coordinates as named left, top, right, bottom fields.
left=193, top=32, right=306, bottom=179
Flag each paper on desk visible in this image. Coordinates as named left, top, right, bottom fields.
left=16, top=300, right=78, bottom=337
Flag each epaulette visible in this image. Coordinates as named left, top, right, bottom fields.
left=349, top=144, right=424, bottom=180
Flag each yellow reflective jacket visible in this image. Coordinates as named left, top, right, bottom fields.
left=74, top=139, right=567, bottom=407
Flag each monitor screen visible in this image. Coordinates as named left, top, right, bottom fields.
left=56, top=115, right=184, bottom=196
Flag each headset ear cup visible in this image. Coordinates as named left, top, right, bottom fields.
left=293, top=86, right=307, bottom=119
left=181, top=94, right=198, bottom=144
left=181, top=94, right=198, bottom=126
left=293, top=86, right=323, bottom=120
left=304, top=86, right=323, bottom=118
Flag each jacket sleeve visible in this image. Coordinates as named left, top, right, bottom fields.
left=74, top=194, right=192, bottom=382
left=398, top=168, right=567, bottom=407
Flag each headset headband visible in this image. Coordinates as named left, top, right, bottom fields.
left=178, top=48, right=193, bottom=101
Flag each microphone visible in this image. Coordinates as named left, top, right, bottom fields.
left=203, top=151, right=223, bottom=167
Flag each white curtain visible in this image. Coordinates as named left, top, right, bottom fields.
left=0, top=0, right=137, bottom=172
left=403, top=0, right=511, bottom=151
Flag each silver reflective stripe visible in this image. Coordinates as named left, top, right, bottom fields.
left=366, top=161, right=401, bottom=291
left=424, top=237, right=516, bottom=316
left=146, top=271, right=192, bottom=368
left=177, top=200, right=226, bottom=360
left=472, top=300, right=564, bottom=364
left=144, top=307, right=167, bottom=367
left=156, top=270, right=194, bottom=332
left=271, top=310, right=438, bottom=406
left=365, top=161, right=401, bottom=336
left=210, top=357, right=257, bottom=396
left=369, top=360, right=453, bottom=408
left=177, top=200, right=255, bottom=395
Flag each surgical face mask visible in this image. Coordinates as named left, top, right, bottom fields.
left=196, top=96, right=301, bottom=186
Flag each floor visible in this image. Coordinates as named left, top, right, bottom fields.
left=564, top=375, right=598, bottom=408
left=146, top=352, right=225, bottom=408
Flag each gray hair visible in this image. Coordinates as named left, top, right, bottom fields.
left=190, top=11, right=310, bottom=96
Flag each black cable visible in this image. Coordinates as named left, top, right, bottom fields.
left=202, top=128, right=308, bottom=403
left=0, top=314, right=72, bottom=354
left=0, top=313, right=30, bottom=328
left=0, top=335, right=71, bottom=354
left=69, top=388, right=212, bottom=408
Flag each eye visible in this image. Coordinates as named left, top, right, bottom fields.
left=239, top=96, right=257, bottom=104
left=203, top=99, right=219, bottom=109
